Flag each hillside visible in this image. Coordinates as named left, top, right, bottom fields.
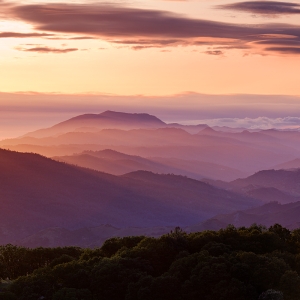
left=53, top=150, right=168, bottom=176
left=16, top=225, right=173, bottom=248
left=2, top=111, right=300, bottom=176
left=245, top=187, right=300, bottom=204
left=231, top=169, right=300, bottom=196
left=188, top=201, right=300, bottom=231
left=20, top=110, right=208, bottom=138
left=272, top=158, right=300, bottom=170
left=1, top=127, right=294, bottom=174
left=53, top=149, right=246, bottom=181
left=4, top=226, right=300, bottom=300
left=23, top=110, right=166, bottom=138
left=0, top=149, right=259, bottom=244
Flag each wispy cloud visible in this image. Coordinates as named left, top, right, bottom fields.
left=204, top=50, right=224, bottom=56
left=0, top=32, right=54, bottom=38
left=0, top=2, right=299, bottom=54
left=15, top=45, right=78, bottom=53
left=190, top=116, right=300, bottom=130
left=217, top=1, right=300, bottom=16
left=265, top=46, right=300, bottom=54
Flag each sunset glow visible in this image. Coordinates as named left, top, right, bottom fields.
left=3, top=3, right=300, bottom=293
left=0, top=0, right=300, bottom=138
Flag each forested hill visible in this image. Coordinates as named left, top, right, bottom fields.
left=0, top=148, right=259, bottom=245
left=1, top=225, right=300, bottom=300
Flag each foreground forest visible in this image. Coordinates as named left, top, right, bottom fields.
left=1, top=225, right=300, bottom=300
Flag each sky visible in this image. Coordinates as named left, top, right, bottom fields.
left=1, top=0, right=300, bottom=138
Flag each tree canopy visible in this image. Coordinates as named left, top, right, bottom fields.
left=1, top=224, right=300, bottom=300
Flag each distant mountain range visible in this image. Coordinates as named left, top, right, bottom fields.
left=22, top=110, right=207, bottom=138
left=52, top=149, right=246, bottom=181
left=2, top=110, right=300, bottom=247
left=194, top=168, right=300, bottom=232
left=231, top=169, right=300, bottom=196
left=188, top=201, right=300, bottom=232
left=204, top=168, right=300, bottom=204
left=0, top=148, right=259, bottom=245
left=272, top=158, right=300, bottom=170
left=19, top=199, right=300, bottom=248
left=23, top=110, right=165, bottom=138
left=17, top=225, right=174, bottom=248
left=1, top=110, right=299, bottom=175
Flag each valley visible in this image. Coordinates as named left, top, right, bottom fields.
left=1, top=111, right=300, bottom=248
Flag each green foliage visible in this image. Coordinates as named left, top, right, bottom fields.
left=3, top=225, right=300, bottom=299
left=0, top=245, right=82, bottom=280
left=279, top=270, right=300, bottom=300
left=100, top=236, right=145, bottom=257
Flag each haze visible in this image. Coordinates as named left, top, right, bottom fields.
left=1, top=0, right=300, bottom=246
left=1, top=0, right=300, bottom=138
left=2, top=2, right=300, bottom=298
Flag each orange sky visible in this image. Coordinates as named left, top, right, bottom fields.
left=0, top=0, right=300, bottom=95
left=1, top=0, right=300, bottom=139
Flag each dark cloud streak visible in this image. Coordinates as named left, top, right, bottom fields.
left=205, top=50, right=224, bottom=56
left=256, top=39, right=300, bottom=46
left=15, top=46, right=78, bottom=53
left=2, top=2, right=300, bottom=54
left=265, top=46, right=300, bottom=54
left=217, top=1, right=300, bottom=16
left=0, top=32, right=53, bottom=38
left=9, top=4, right=264, bottom=39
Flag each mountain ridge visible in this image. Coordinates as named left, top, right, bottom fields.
left=0, top=148, right=260, bottom=244
left=22, top=111, right=166, bottom=138
left=53, top=149, right=246, bottom=181
left=188, top=201, right=300, bottom=232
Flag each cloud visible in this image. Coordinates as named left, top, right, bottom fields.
left=0, top=0, right=11, bottom=8
left=8, top=3, right=258, bottom=39
left=0, top=32, right=53, bottom=38
left=113, top=39, right=181, bottom=46
left=204, top=50, right=224, bottom=56
left=69, top=36, right=95, bottom=40
left=256, top=37, right=300, bottom=47
left=191, top=116, right=300, bottom=130
left=265, top=46, right=300, bottom=54
left=1, top=2, right=300, bottom=54
left=15, top=45, right=78, bottom=53
left=45, top=36, right=95, bottom=40
left=217, top=1, right=300, bottom=16
left=0, top=33, right=95, bottom=41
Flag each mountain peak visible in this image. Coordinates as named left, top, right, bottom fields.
left=23, top=110, right=166, bottom=138
left=99, top=110, right=165, bottom=124
left=198, top=126, right=218, bottom=135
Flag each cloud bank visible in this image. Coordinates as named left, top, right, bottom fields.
left=0, top=32, right=53, bottom=38
left=1, top=1, right=300, bottom=54
left=189, top=116, right=300, bottom=130
left=218, top=1, right=300, bottom=16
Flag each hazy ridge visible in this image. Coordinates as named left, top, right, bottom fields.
left=1, top=110, right=300, bottom=247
